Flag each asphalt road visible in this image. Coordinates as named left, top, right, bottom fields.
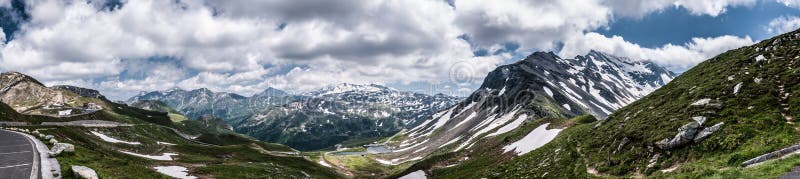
left=0, top=129, right=37, bottom=179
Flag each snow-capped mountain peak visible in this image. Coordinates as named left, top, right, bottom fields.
left=308, top=83, right=395, bottom=96
left=380, top=50, right=675, bottom=164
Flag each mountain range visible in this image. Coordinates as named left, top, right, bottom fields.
left=128, top=83, right=461, bottom=150
left=8, top=31, right=800, bottom=177
left=0, top=72, right=341, bottom=178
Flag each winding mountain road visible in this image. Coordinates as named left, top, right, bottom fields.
left=0, top=129, right=38, bottom=179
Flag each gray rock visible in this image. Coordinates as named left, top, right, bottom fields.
left=614, top=137, right=630, bottom=154
left=692, top=116, right=707, bottom=125
left=44, top=135, right=54, bottom=140
left=48, top=138, right=58, bottom=144
left=656, top=121, right=700, bottom=150
left=71, top=166, right=98, bottom=179
left=694, top=122, right=724, bottom=142
left=691, top=99, right=723, bottom=109
left=49, top=143, right=74, bottom=157
left=647, top=153, right=661, bottom=168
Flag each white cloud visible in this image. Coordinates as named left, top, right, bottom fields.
left=0, top=0, right=507, bottom=99
left=560, top=32, right=754, bottom=71
left=454, top=0, right=611, bottom=51
left=777, top=0, right=800, bottom=8
left=673, top=0, right=757, bottom=16
left=0, top=0, right=762, bottom=100
left=767, top=15, right=800, bottom=34
left=604, top=0, right=757, bottom=18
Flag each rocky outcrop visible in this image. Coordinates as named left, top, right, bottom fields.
left=71, top=166, right=99, bottom=179
left=656, top=121, right=699, bottom=150
left=690, top=98, right=723, bottom=109
left=656, top=120, right=725, bottom=150
left=694, top=122, right=724, bottom=142
left=51, top=85, right=107, bottom=100
left=0, top=72, right=76, bottom=113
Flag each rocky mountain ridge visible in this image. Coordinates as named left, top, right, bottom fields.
left=379, top=50, right=676, bottom=165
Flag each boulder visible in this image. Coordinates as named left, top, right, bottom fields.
left=71, top=166, right=98, bottom=179
left=44, top=135, right=54, bottom=140
left=692, top=116, right=706, bottom=125
left=690, top=99, right=722, bottom=109
left=694, top=122, right=724, bottom=142
left=656, top=121, right=700, bottom=150
left=48, top=138, right=58, bottom=144
left=49, top=143, right=74, bottom=157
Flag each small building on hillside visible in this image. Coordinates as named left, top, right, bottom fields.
left=83, top=103, right=103, bottom=110
left=58, top=109, right=72, bottom=116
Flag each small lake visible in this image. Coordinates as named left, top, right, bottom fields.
left=366, top=145, right=391, bottom=154
left=330, top=151, right=367, bottom=156
left=330, top=145, right=392, bottom=156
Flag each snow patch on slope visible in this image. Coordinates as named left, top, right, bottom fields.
left=399, top=170, right=427, bottom=179
left=543, top=86, right=553, bottom=97
left=154, top=166, right=196, bottom=179
left=91, top=131, right=141, bottom=145
left=503, top=123, right=562, bottom=156
left=487, top=114, right=529, bottom=137
left=121, top=151, right=177, bottom=161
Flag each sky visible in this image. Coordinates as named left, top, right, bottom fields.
left=0, top=0, right=799, bottom=100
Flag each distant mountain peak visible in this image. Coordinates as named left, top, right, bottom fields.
left=255, top=87, right=288, bottom=97
left=0, top=71, right=45, bottom=88
left=164, top=87, right=184, bottom=93
left=309, top=83, right=394, bottom=96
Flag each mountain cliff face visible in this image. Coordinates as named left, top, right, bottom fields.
left=0, top=72, right=98, bottom=116
left=481, top=29, right=800, bottom=178
left=51, top=85, right=107, bottom=100
left=1, top=72, right=70, bottom=112
left=380, top=50, right=675, bottom=165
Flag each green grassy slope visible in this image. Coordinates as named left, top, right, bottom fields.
left=1, top=99, right=338, bottom=178
left=483, top=28, right=800, bottom=178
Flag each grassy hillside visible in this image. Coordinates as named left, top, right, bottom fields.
left=481, top=28, right=800, bottom=178
left=0, top=99, right=339, bottom=178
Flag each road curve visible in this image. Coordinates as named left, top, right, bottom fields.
left=0, top=129, right=38, bottom=179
